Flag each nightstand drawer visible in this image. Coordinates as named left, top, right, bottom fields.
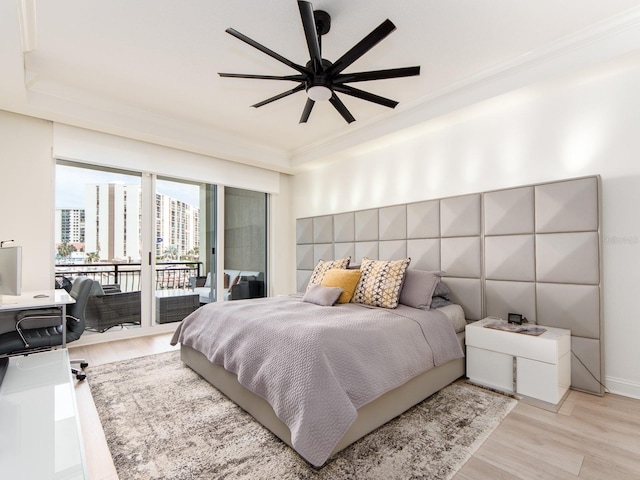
left=466, top=346, right=514, bottom=393
left=517, top=352, right=571, bottom=404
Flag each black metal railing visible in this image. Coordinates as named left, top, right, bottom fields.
left=55, top=261, right=203, bottom=292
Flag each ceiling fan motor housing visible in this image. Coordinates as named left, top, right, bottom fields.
left=314, top=10, right=331, bottom=36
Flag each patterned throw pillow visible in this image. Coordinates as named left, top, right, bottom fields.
left=306, top=257, right=351, bottom=291
left=352, top=257, right=411, bottom=308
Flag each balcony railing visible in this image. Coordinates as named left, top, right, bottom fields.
left=55, top=261, right=203, bottom=292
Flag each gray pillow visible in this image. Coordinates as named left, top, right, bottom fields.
left=430, top=296, right=453, bottom=309
left=302, top=284, right=344, bottom=306
left=433, top=280, right=451, bottom=299
left=399, top=269, right=442, bottom=309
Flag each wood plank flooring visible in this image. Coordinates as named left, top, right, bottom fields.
left=70, top=333, right=640, bottom=479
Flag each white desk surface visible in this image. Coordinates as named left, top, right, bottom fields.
left=0, top=289, right=75, bottom=311
left=0, top=349, right=88, bottom=479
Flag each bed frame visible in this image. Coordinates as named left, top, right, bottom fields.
left=180, top=331, right=465, bottom=460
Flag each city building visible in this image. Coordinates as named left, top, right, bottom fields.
left=81, top=183, right=199, bottom=262
left=55, top=208, right=85, bottom=245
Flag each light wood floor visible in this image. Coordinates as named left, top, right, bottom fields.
left=70, top=333, right=640, bottom=480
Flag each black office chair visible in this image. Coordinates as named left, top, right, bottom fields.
left=0, top=276, right=93, bottom=380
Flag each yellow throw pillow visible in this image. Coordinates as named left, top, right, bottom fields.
left=321, top=268, right=361, bottom=304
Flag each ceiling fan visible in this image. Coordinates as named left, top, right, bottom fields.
left=219, top=0, right=420, bottom=124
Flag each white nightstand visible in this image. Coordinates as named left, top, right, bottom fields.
left=466, top=318, right=571, bottom=411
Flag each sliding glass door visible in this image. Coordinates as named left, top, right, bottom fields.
left=154, top=177, right=216, bottom=324
left=55, top=162, right=143, bottom=334
left=223, top=187, right=267, bottom=300
left=55, top=161, right=267, bottom=336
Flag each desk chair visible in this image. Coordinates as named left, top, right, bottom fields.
left=0, top=276, right=93, bottom=380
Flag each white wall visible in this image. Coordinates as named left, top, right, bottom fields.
left=269, top=174, right=296, bottom=296
left=0, top=111, right=53, bottom=291
left=292, top=52, right=640, bottom=399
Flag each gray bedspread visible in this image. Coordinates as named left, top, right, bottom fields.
left=171, top=295, right=464, bottom=466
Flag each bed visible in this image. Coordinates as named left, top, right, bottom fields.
left=171, top=276, right=466, bottom=467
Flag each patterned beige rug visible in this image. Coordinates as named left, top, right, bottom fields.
left=88, top=350, right=516, bottom=480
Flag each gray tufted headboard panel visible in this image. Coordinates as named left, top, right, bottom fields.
left=296, top=176, right=603, bottom=396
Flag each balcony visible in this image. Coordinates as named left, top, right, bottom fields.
left=55, top=261, right=203, bottom=332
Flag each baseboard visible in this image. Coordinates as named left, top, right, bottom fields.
left=605, top=376, right=640, bottom=400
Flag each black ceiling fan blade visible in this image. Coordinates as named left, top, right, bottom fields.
left=334, top=66, right=420, bottom=83
left=299, top=98, right=315, bottom=123
left=329, top=94, right=356, bottom=123
left=298, top=1, right=323, bottom=73
left=326, top=19, right=396, bottom=76
left=219, top=73, right=306, bottom=82
left=332, top=84, right=398, bottom=109
left=251, top=83, right=305, bottom=108
left=226, top=28, right=311, bottom=75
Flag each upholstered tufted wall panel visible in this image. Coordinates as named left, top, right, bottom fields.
left=334, top=242, right=355, bottom=261
left=296, top=175, right=603, bottom=395
left=484, top=177, right=602, bottom=394
left=333, top=212, right=355, bottom=243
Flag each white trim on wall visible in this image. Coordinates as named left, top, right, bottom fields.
left=606, top=377, right=640, bottom=400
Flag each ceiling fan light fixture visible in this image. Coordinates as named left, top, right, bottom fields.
left=307, top=85, right=332, bottom=102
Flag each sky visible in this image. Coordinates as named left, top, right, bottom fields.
left=55, top=164, right=200, bottom=209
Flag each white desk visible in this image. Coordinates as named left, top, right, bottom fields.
left=0, top=290, right=75, bottom=346
left=0, top=349, right=88, bottom=479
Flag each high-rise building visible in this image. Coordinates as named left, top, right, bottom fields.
left=81, top=183, right=199, bottom=262
left=155, top=194, right=200, bottom=260
left=55, top=209, right=85, bottom=244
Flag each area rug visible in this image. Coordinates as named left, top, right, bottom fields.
left=88, top=351, right=516, bottom=480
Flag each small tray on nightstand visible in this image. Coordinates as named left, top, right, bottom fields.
left=484, top=320, right=546, bottom=336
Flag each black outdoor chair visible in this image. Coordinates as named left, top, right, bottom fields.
left=85, top=282, right=141, bottom=332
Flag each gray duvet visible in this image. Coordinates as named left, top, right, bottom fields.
left=171, top=295, right=464, bottom=466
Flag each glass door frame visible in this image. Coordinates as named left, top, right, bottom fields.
left=140, top=172, right=155, bottom=328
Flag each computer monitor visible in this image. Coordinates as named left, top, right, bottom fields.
left=0, top=246, right=22, bottom=303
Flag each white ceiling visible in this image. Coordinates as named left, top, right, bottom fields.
left=2, top=0, right=640, bottom=172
